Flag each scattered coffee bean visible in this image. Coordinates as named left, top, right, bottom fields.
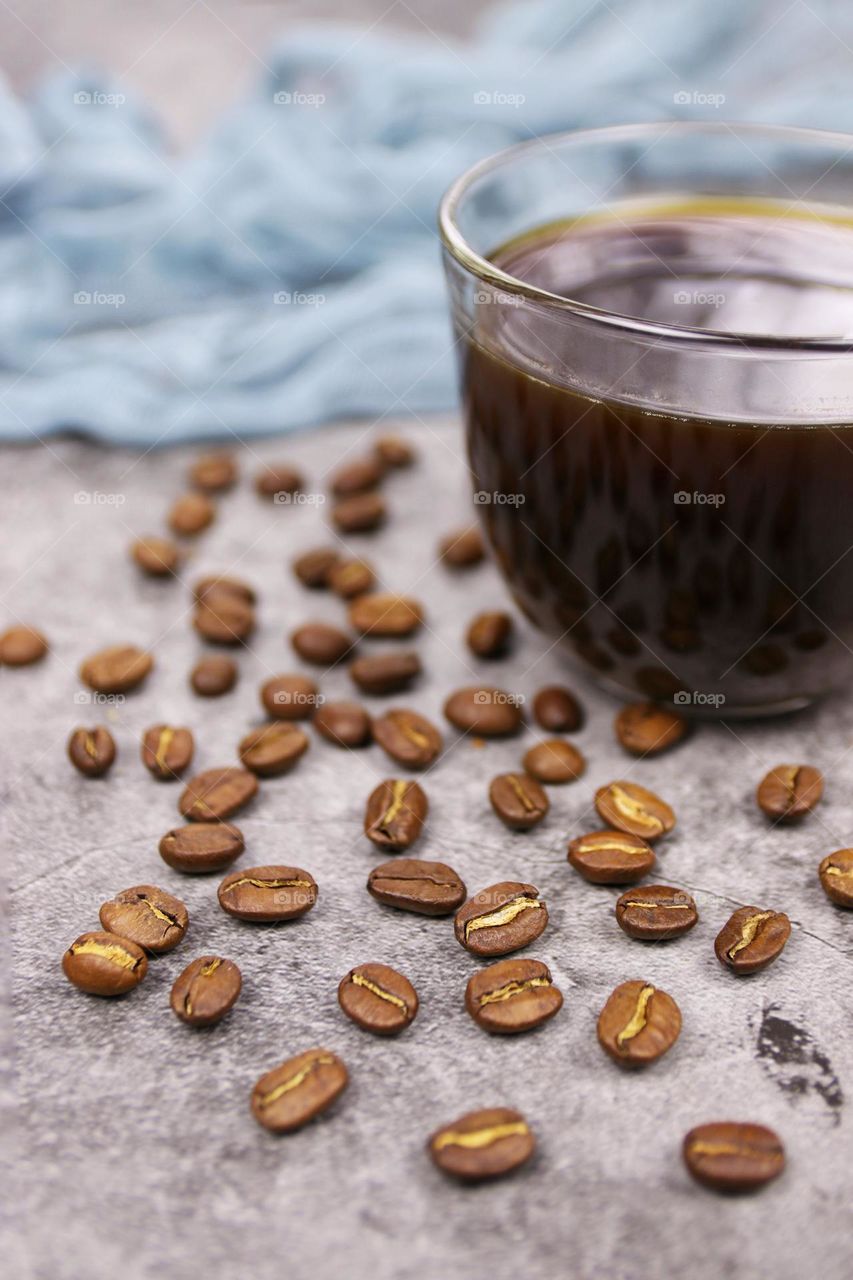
left=255, top=462, right=303, bottom=499
left=291, top=622, right=354, bottom=666
left=364, top=778, right=428, bottom=850
left=615, top=702, right=688, bottom=756
left=597, top=980, right=681, bottom=1067
left=374, top=434, right=414, bottom=468
left=567, top=830, right=656, bottom=885
left=522, top=739, right=586, bottom=784
left=373, top=708, right=442, bottom=769
left=179, top=766, right=258, bottom=821
left=714, top=906, right=791, bottom=974
left=193, top=593, right=255, bottom=645
left=348, top=592, right=423, bottom=637
left=455, top=882, right=547, bottom=956
left=218, top=865, right=317, bottom=921
left=595, top=781, right=675, bottom=841
left=615, top=885, right=698, bottom=940
left=292, top=545, right=339, bottom=588
left=328, top=558, right=376, bottom=599
left=428, top=1107, right=534, bottom=1181
left=818, top=848, right=853, bottom=907
left=350, top=650, right=421, bottom=695
left=171, top=955, right=242, bottom=1026
left=439, top=526, right=484, bottom=568
left=141, top=724, right=194, bottom=780
left=466, top=611, right=513, bottom=659
left=168, top=492, right=215, bottom=536
left=99, top=884, right=188, bottom=953
left=159, top=822, right=244, bottom=874
left=131, top=536, right=180, bottom=577
left=62, top=931, right=147, bottom=996
left=0, top=624, right=48, bottom=666
left=193, top=575, right=256, bottom=606
left=489, top=773, right=549, bottom=831
left=80, top=644, right=153, bottom=694
left=332, top=491, right=386, bottom=533
left=532, top=685, right=584, bottom=733
left=443, top=686, right=523, bottom=736
left=757, top=764, right=824, bottom=821
left=261, top=673, right=319, bottom=721
left=683, top=1122, right=785, bottom=1193
left=188, top=452, right=237, bottom=492
left=465, top=959, right=563, bottom=1035
left=366, top=857, right=466, bottom=916
left=238, top=722, right=309, bottom=776
left=251, top=1049, right=348, bottom=1133
left=313, top=700, right=372, bottom=748
left=330, top=454, right=385, bottom=496
left=190, top=654, right=237, bottom=697
left=338, top=962, right=418, bottom=1035
left=68, top=726, right=116, bottom=778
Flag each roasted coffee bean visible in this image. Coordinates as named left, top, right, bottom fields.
left=328, top=557, right=376, bottom=599
left=188, top=452, right=237, bottom=492
left=0, top=624, right=48, bottom=666
left=141, top=724, right=194, bottom=780
left=218, top=865, right=317, bottom=922
left=159, top=822, right=244, bottom=874
left=292, top=545, right=339, bottom=588
left=313, top=700, right=372, bottom=748
left=489, top=773, right=549, bottom=831
left=348, top=592, right=423, bottom=637
left=261, top=673, right=319, bottom=721
left=168, top=492, right=215, bottom=536
left=443, top=686, right=523, bottom=736
left=338, top=962, right=418, bottom=1035
left=532, top=685, right=584, bottom=732
left=757, top=764, right=824, bottom=821
left=373, top=708, right=442, bottom=769
left=190, top=654, right=237, bottom=697
left=428, top=1108, right=534, bottom=1182
left=332, top=491, right=386, bottom=533
left=364, top=779, right=427, bottom=850
left=179, top=766, right=258, bottom=821
left=238, top=722, right=309, bottom=776
left=683, top=1122, right=785, bottom=1193
left=193, top=594, right=255, bottom=645
left=62, top=931, right=147, bottom=996
left=522, top=739, right=586, bottom=784
left=466, top=610, right=513, bottom=659
left=455, top=882, right=547, bottom=957
left=170, top=956, right=242, bottom=1027
left=99, top=885, right=188, bottom=953
left=597, top=980, right=681, bottom=1067
left=714, top=906, right=791, bottom=974
left=818, top=848, right=853, bottom=907
left=567, top=830, right=656, bottom=885
left=330, top=454, right=385, bottom=496
left=350, top=650, right=421, bottom=695
left=374, top=434, right=414, bottom=468
left=251, top=1049, right=348, bottom=1133
left=68, top=726, right=116, bottom=778
left=193, top=575, right=256, bottom=606
left=615, top=701, right=688, bottom=756
left=439, top=526, right=485, bottom=568
left=615, top=885, right=698, bottom=940
left=366, top=857, right=465, bottom=916
left=255, top=462, right=304, bottom=499
left=131, top=535, right=180, bottom=577
left=465, top=959, right=563, bottom=1035
left=80, top=644, right=153, bottom=694
left=291, top=622, right=353, bottom=666
left=595, top=781, right=675, bottom=841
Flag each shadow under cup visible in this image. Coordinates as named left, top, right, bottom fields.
left=439, top=123, right=853, bottom=718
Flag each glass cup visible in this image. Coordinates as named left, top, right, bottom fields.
left=439, top=122, right=853, bottom=717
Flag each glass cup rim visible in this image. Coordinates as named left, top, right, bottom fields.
left=438, top=120, right=853, bottom=353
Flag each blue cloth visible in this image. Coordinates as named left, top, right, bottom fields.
left=0, top=0, right=851, bottom=444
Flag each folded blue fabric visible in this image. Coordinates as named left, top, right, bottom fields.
left=0, top=0, right=850, bottom=444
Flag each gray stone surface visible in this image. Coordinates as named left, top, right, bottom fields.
left=3, top=419, right=852, bottom=1280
